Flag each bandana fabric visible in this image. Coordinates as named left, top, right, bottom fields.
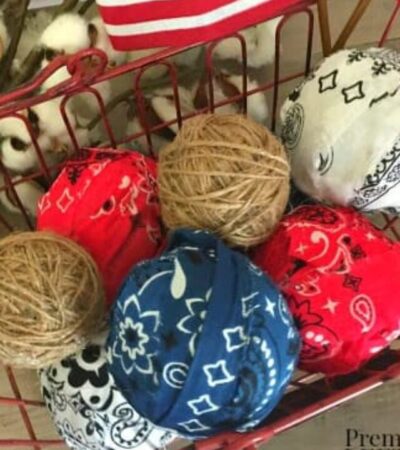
left=39, top=339, right=177, bottom=450
left=107, top=229, right=300, bottom=438
left=37, top=149, right=162, bottom=306
left=280, top=48, right=400, bottom=212
left=252, top=205, right=400, bottom=375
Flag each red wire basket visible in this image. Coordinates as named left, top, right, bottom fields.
left=1, top=1, right=400, bottom=449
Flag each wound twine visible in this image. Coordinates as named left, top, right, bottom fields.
left=158, top=114, right=290, bottom=247
left=0, top=231, right=105, bottom=368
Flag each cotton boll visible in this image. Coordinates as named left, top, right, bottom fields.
left=0, top=174, right=44, bottom=217
left=75, top=127, right=89, bottom=147
left=226, top=75, right=268, bottom=124
left=0, top=116, right=31, bottom=143
left=40, top=65, right=70, bottom=93
left=214, top=17, right=280, bottom=68
left=0, top=104, right=80, bottom=174
left=75, top=79, right=112, bottom=120
left=0, top=117, right=38, bottom=172
left=214, top=28, right=258, bottom=63
left=39, top=15, right=91, bottom=92
left=0, top=13, right=9, bottom=59
left=0, top=137, right=40, bottom=173
left=246, top=18, right=280, bottom=67
left=88, top=17, right=127, bottom=67
left=127, top=49, right=169, bottom=81
left=39, top=124, right=89, bottom=163
left=128, top=47, right=200, bottom=82
left=32, top=99, right=75, bottom=141
left=41, top=68, right=112, bottom=126
left=39, top=14, right=112, bottom=119
left=60, top=79, right=113, bottom=127
left=171, top=46, right=202, bottom=68
left=127, top=86, right=194, bottom=153
left=2, top=142, right=66, bottom=176
left=152, top=86, right=195, bottom=134
left=192, top=71, right=268, bottom=123
left=40, top=13, right=90, bottom=55
left=192, top=73, right=237, bottom=115
left=127, top=117, right=169, bottom=154
left=31, top=98, right=83, bottom=160
left=0, top=133, right=57, bottom=174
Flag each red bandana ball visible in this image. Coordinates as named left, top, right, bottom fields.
left=37, top=149, right=163, bottom=307
left=252, top=205, right=400, bottom=375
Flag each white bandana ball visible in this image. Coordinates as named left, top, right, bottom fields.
left=39, top=337, right=177, bottom=450
left=280, top=48, right=400, bottom=212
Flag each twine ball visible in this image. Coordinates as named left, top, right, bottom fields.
left=159, top=114, right=290, bottom=247
left=0, top=231, right=105, bottom=369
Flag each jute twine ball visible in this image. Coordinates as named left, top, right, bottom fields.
left=158, top=114, right=290, bottom=247
left=0, top=231, right=105, bottom=368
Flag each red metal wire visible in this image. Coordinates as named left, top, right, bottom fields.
left=0, top=160, right=33, bottom=229
left=134, top=61, right=181, bottom=157
left=206, top=34, right=248, bottom=115
left=5, top=367, right=40, bottom=450
left=119, top=70, right=308, bottom=150
left=0, top=1, right=399, bottom=449
left=0, top=440, right=60, bottom=448
left=192, top=350, right=400, bottom=450
left=0, top=397, right=44, bottom=407
left=272, top=8, right=314, bottom=131
left=379, top=0, right=400, bottom=46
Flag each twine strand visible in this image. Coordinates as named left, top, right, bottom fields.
left=159, top=114, right=290, bottom=248
left=0, top=231, right=106, bottom=368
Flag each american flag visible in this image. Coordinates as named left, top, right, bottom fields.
left=97, top=0, right=304, bottom=50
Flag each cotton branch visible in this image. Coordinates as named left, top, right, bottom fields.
left=5, top=0, right=94, bottom=91
left=78, top=0, right=95, bottom=15
left=0, top=0, right=30, bottom=90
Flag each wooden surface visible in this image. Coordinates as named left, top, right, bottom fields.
left=1, top=1, right=400, bottom=449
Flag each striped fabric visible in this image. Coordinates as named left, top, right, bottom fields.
left=97, top=0, right=305, bottom=50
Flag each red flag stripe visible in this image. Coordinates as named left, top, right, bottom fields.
left=99, top=0, right=303, bottom=50
left=98, top=0, right=239, bottom=24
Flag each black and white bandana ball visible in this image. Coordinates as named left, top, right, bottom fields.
left=280, top=47, right=400, bottom=213
left=39, top=342, right=177, bottom=450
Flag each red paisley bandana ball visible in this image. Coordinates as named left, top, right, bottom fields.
left=252, top=205, right=400, bottom=375
left=37, top=149, right=163, bottom=307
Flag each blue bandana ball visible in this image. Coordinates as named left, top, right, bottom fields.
left=107, top=229, right=299, bottom=438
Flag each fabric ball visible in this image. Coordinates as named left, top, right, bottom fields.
left=37, top=149, right=163, bottom=306
left=280, top=47, right=400, bottom=212
left=107, top=229, right=299, bottom=438
left=40, top=338, right=177, bottom=450
left=0, top=231, right=105, bottom=368
left=158, top=114, right=290, bottom=248
left=252, top=205, right=400, bottom=375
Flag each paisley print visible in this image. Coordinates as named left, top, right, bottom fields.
left=40, top=343, right=177, bottom=450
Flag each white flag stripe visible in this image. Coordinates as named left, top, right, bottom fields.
left=97, top=0, right=169, bottom=5
left=103, top=0, right=272, bottom=36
